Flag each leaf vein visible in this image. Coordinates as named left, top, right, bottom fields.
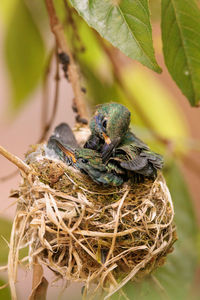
left=178, top=10, right=199, bottom=23
left=134, top=0, right=148, bottom=17
left=181, top=25, right=200, bottom=39
left=116, top=6, right=154, bottom=67
left=123, top=13, right=150, bottom=32
left=170, top=0, right=196, bottom=97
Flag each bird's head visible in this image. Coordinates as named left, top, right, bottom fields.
left=89, top=103, right=131, bottom=161
left=55, top=140, right=106, bottom=173
left=75, top=148, right=105, bottom=171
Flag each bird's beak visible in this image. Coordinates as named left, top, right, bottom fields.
left=102, top=132, right=111, bottom=145
left=56, top=141, right=77, bottom=163
left=102, top=137, right=121, bottom=163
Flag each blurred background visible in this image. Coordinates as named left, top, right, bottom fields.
left=0, top=0, right=200, bottom=299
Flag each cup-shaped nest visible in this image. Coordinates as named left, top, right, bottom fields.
left=9, top=140, right=176, bottom=298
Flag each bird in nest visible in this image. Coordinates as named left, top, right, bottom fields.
left=84, top=103, right=164, bottom=179
left=47, top=103, right=163, bottom=185
left=47, top=123, right=124, bottom=186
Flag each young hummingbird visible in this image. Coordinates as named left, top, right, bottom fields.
left=84, top=103, right=164, bottom=179
left=47, top=123, right=124, bottom=186
left=84, top=103, right=131, bottom=152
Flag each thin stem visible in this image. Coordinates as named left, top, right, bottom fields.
left=45, top=0, right=88, bottom=123
left=0, top=145, right=30, bottom=175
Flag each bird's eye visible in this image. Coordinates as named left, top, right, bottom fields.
left=102, top=119, right=107, bottom=129
left=81, top=158, right=88, bottom=164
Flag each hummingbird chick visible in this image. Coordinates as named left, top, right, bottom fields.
left=84, top=103, right=164, bottom=180
left=47, top=123, right=124, bottom=186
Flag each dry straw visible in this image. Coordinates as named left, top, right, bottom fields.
left=7, top=134, right=176, bottom=300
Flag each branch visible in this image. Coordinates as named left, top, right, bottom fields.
left=45, top=0, right=89, bottom=123
left=0, top=145, right=30, bottom=175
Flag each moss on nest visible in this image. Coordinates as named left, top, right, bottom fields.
left=9, top=142, right=176, bottom=299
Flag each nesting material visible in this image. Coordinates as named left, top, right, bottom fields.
left=8, top=141, right=176, bottom=299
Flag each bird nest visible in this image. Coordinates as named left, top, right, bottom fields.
left=8, top=141, right=176, bottom=299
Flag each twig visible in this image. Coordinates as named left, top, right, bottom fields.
left=0, top=145, right=30, bottom=175
left=0, top=283, right=9, bottom=290
left=39, top=48, right=60, bottom=143
left=45, top=0, right=88, bottom=123
left=96, top=35, right=170, bottom=146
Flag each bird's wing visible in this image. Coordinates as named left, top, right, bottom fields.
left=120, top=156, right=148, bottom=171
left=84, top=134, right=102, bottom=150
left=122, top=131, right=149, bottom=151
left=140, top=151, right=164, bottom=169
left=47, top=123, right=78, bottom=149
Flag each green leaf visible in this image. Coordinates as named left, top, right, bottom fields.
left=161, top=0, right=200, bottom=106
left=0, top=278, right=11, bottom=300
left=69, top=0, right=161, bottom=73
left=0, top=218, right=12, bottom=265
left=4, top=0, right=45, bottom=110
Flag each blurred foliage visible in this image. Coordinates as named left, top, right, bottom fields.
left=149, top=0, right=161, bottom=21
left=0, top=278, right=11, bottom=300
left=4, top=0, right=46, bottom=110
left=0, top=218, right=12, bottom=299
left=198, top=231, right=200, bottom=261
left=120, top=67, right=188, bottom=151
left=0, top=218, right=27, bottom=299
left=0, top=217, right=28, bottom=265
left=0, top=0, right=18, bottom=25
left=0, top=218, right=12, bottom=265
